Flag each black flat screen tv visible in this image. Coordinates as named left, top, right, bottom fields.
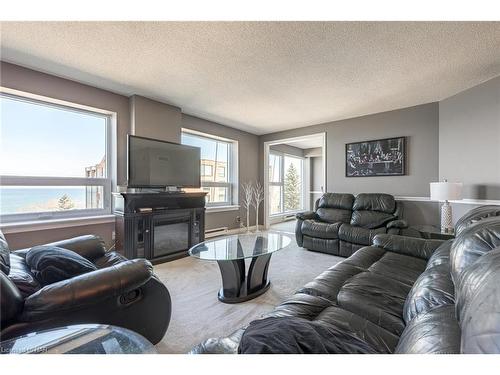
left=127, top=135, right=201, bottom=188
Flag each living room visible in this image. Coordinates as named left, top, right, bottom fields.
left=1, top=1, right=500, bottom=373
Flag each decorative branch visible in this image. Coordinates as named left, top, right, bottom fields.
left=241, top=181, right=254, bottom=232
left=252, top=181, right=264, bottom=232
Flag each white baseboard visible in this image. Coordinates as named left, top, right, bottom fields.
left=395, top=196, right=500, bottom=206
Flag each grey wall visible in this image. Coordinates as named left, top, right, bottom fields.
left=260, top=103, right=440, bottom=197
left=130, top=95, right=182, bottom=142
left=439, top=76, right=500, bottom=200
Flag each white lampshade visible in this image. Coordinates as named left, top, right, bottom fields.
left=430, top=181, right=463, bottom=201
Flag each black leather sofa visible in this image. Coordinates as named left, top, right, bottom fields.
left=0, top=231, right=171, bottom=344
left=296, top=193, right=407, bottom=257
left=191, top=205, right=500, bottom=354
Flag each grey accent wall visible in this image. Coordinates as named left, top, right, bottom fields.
left=439, top=76, right=500, bottom=200
left=182, top=114, right=260, bottom=230
left=130, top=95, right=182, bottom=142
left=260, top=103, right=440, bottom=197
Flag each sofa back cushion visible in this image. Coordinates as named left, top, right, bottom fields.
left=350, top=194, right=397, bottom=229
left=455, top=247, right=500, bottom=353
left=395, top=305, right=460, bottom=354
left=316, top=193, right=354, bottom=224
left=0, top=230, right=10, bottom=275
left=352, top=193, right=396, bottom=213
left=450, top=216, right=500, bottom=284
left=454, top=205, right=500, bottom=236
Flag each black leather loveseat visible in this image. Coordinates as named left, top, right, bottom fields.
left=296, top=193, right=407, bottom=257
left=191, top=205, right=500, bottom=354
left=0, top=231, right=171, bottom=344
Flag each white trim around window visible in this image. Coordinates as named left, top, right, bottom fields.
left=181, top=128, right=239, bottom=208
left=0, top=88, right=117, bottom=224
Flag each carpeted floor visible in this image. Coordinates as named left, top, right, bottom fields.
left=153, top=223, right=342, bottom=354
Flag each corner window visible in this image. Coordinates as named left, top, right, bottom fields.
left=0, top=92, right=113, bottom=222
left=181, top=129, right=238, bottom=207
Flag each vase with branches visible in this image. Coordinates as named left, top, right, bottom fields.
left=252, top=181, right=264, bottom=232
left=241, top=181, right=254, bottom=232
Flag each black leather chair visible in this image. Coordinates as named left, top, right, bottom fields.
left=192, top=205, right=500, bottom=354
left=0, top=231, right=171, bottom=344
left=296, top=193, right=407, bottom=257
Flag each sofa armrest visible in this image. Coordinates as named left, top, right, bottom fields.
left=296, top=211, right=317, bottom=221
left=372, top=234, right=445, bottom=260
left=386, top=219, right=408, bottom=230
left=13, top=235, right=107, bottom=261
left=20, top=259, right=153, bottom=321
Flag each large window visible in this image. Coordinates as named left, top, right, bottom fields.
left=0, top=92, right=113, bottom=222
left=268, top=152, right=304, bottom=215
left=181, top=129, right=237, bottom=207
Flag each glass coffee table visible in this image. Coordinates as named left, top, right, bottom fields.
left=189, top=232, right=291, bottom=303
left=0, top=324, right=156, bottom=354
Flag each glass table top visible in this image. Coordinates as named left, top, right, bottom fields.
left=0, top=324, right=156, bottom=354
left=188, top=232, right=292, bottom=261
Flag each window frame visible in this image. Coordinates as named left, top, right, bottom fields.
left=268, top=151, right=305, bottom=216
left=181, top=128, right=238, bottom=208
left=0, top=90, right=115, bottom=223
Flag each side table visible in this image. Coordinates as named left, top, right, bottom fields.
left=412, top=225, right=455, bottom=240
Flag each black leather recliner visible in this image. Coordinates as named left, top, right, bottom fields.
left=296, top=193, right=407, bottom=257
left=191, top=205, right=500, bottom=354
left=0, top=231, right=171, bottom=344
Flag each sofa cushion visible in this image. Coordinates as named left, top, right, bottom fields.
left=402, top=263, right=455, bottom=324
left=352, top=193, right=396, bottom=214
left=455, top=246, right=500, bottom=324
left=338, top=223, right=386, bottom=246
left=93, top=251, right=128, bottom=269
left=316, top=208, right=352, bottom=224
left=26, top=246, right=97, bottom=285
left=337, top=271, right=412, bottom=336
left=450, top=217, right=500, bottom=284
left=426, top=240, right=453, bottom=269
left=317, top=193, right=354, bottom=210
left=455, top=205, right=500, bottom=236
left=7, top=253, right=41, bottom=297
left=0, top=230, right=10, bottom=275
left=458, top=248, right=500, bottom=353
left=315, top=193, right=354, bottom=224
left=395, top=305, right=460, bottom=354
left=302, top=236, right=339, bottom=255
left=350, top=210, right=396, bottom=229
left=301, top=220, right=341, bottom=239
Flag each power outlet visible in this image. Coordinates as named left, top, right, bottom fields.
left=235, top=216, right=241, bottom=223
left=111, top=231, right=116, bottom=241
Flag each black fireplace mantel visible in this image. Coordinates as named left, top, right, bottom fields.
left=113, top=191, right=207, bottom=264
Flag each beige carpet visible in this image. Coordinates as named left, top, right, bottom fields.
left=153, top=224, right=342, bottom=354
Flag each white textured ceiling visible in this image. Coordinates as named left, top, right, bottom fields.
left=1, top=22, right=500, bottom=135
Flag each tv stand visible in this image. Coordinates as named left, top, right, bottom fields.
left=113, top=191, right=207, bottom=264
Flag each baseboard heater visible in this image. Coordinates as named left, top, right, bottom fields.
left=205, top=226, right=229, bottom=238
left=283, top=214, right=296, bottom=221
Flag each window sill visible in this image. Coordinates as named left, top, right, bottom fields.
left=0, top=215, right=116, bottom=234
left=206, top=205, right=240, bottom=213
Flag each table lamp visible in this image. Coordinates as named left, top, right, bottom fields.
left=430, top=180, right=463, bottom=234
